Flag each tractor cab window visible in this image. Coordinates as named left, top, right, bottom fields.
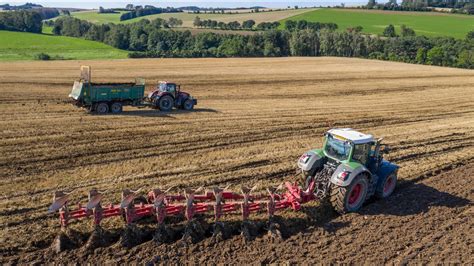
left=159, top=83, right=176, bottom=93
left=353, top=144, right=371, bottom=166
left=324, top=134, right=351, bottom=161
left=167, top=84, right=176, bottom=92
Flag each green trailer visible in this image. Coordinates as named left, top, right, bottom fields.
left=69, top=66, right=198, bottom=114
left=69, top=66, right=150, bottom=114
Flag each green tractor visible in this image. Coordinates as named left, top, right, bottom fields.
left=297, top=128, right=399, bottom=213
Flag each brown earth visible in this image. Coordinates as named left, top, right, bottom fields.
left=0, top=57, right=473, bottom=264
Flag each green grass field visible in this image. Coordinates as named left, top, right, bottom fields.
left=281, top=9, right=474, bottom=39
left=0, top=30, right=128, bottom=61
left=70, top=11, right=127, bottom=24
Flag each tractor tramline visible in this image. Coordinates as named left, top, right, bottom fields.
left=49, top=128, right=399, bottom=248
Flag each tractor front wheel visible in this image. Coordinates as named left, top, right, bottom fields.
left=158, top=96, right=174, bottom=111
left=182, top=99, right=194, bottom=110
left=375, top=172, right=397, bottom=199
left=330, top=174, right=368, bottom=214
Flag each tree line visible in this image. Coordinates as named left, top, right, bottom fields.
left=50, top=16, right=473, bottom=69
left=365, top=0, right=474, bottom=14
left=193, top=17, right=280, bottom=31
left=0, top=10, right=43, bottom=33
left=119, top=6, right=182, bottom=21
left=284, top=20, right=338, bottom=32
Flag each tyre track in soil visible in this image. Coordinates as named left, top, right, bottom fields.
left=2, top=108, right=472, bottom=180
left=0, top=57, right=473, bottom=263
left=4, top=160, right=472, bottom=264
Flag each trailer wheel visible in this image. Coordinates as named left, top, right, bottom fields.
left=96, top=103, right=109, bottom=114
left=158, top=95, right=173, bottom=111
left=375, top=172, right=397, bottom=199
left=183, top=99, right=194, bottom=110
left=110, top=102, right=123, bottom=114
left=330, top=173, right=368, bottom=214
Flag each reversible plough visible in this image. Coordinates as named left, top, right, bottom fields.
left=48, top=180, right=318, bottom=249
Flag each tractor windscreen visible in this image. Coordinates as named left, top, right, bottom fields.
left=159, top=83, right=167, bottom=91
left=324, top=134, right=351, bottom=161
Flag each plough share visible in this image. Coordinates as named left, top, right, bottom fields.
left=49, top=180, right=318, bottom=239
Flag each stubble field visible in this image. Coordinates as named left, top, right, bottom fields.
left=0, top=57, right=473, bottom=263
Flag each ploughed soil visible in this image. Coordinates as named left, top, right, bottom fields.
left=0, top=57, right=473, bottom=264
left=4, top=163, right=473, bottom=264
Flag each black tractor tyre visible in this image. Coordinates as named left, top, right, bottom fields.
left=110, top=102, right=123, bottom=114
left=96, top=102, right=109, bottom=114
left=375, top=172, right=397, bottom=199
left=330, top=173, right=369, bottom=214
left=182, top=99, right=194, bottom=111
left=158, top=95, right=174, bottom=111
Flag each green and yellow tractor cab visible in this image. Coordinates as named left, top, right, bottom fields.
left=321, top=128, right=377, bottom=167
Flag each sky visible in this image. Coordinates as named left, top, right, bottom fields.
left=0, top=1, right=368, bottom=8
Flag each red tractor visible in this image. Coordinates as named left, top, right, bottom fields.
left=147, top=81, right=197, bottom=111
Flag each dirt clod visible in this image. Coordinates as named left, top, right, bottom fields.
left=83, top=226, right=114, bottom=250
left=181, top=219, right=208, bottom=244
left=153, top=224, right=175, bottom=244
left=51, top=228, right=84, bottom=253
left=266, top=220, right=283, bottom=242
left=240, top=220, right=260, bottom=242
left=117, top=224, right=145, bottom=249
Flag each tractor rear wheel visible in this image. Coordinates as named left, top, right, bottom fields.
left=183, top=99, right=194, bottom=110
left=158, top=96, right=174, bottom=111
left=96, top=103, right=109, bottom=114
left=330, top=173, right=368, bottom=214
left=110, top=102, right=123, bottom=114
left=375, top=172, right=397, bottom=199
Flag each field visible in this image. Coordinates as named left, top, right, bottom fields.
left=282, top=8, right=474, bottom=38
left=70, top=11, right=127, bottom=24
left=0, top=31, right=128, bottom=61
left=70, top=8, right=315, bottom=27
left=0, top=57, right=473, bottom=263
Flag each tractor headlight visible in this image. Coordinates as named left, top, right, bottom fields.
left=337, top=171, right=351, bottom=181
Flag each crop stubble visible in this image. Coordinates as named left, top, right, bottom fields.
left=0, top=57, right=473, bottom=263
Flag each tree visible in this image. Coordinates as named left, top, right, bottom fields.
left=367, top=0, right=377, bottom=9
left=193, top=16, right=201, bottom=27
left=457, top=49, right=474, bottom=69
left=400, top=25, right=415, bottom=37
left=464, top=3, right=474, bottom=15
left=383, top=24, right=397, bottom=37
left=125, top=4, right=134, bottom=10
left=285, top=20, right=297, bottom=31
left=466, top=30, right=474, bottom=41
left=415, top=47, right=427, bottom=64
left=99, top=6, right=105, bottom=13
left=427, top=46, right=444, bottom=66
left=242, top=20, right=255, bottom=30
left=227, top=21, right=241, bottom=30
left=168, top=17, right=183, bottom=28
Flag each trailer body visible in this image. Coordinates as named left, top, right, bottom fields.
left=70, top=81, right=146, bottom=111
left=69, top=66, right=197, bottom=114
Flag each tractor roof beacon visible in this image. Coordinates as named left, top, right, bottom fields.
left=297, top=128, right=399, bottom=213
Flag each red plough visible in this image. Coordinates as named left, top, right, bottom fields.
left=48, top=180, right=318, bottom=249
